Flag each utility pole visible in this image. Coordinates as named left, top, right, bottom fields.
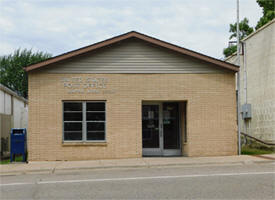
left=236, top=0, right=241, bottom=155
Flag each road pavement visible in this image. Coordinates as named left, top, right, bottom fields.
left=1, top=162, right=274, bottom=199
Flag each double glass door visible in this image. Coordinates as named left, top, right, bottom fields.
left=142, top=102, right=181, bottom=156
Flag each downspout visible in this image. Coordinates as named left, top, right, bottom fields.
left=243, top=42, right=247, bottom=107
left=243, top=41, right=248, bottom=136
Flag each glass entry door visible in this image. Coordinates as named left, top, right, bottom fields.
left=142, top=103, right=162, bottom=156
left=142, top=102, right=181, bottom=156
left=162, top=102, right=181, bottom=156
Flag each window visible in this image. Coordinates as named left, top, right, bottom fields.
left=63, top=101, right=106, bottom=142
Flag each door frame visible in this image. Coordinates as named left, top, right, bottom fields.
left=142, top=101, right=182, bottom=156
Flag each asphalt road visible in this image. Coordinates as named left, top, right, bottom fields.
left=1, top=162, right=274, bottom=199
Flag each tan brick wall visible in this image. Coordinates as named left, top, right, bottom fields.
left=28, top=72, right=237, bottom=161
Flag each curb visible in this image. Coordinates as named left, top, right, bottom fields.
left=252, top=155, right=275, bottom=161
left=1, top=159, right=274, bottom=176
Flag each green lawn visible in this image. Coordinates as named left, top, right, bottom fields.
left=241, top=146, right=274, bottom=155
left=0, top=155, right=24, bottom=164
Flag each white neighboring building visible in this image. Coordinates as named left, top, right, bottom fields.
left=226, top=19, right=275, bottom=143
left=0, top=84, right=28, bottom=156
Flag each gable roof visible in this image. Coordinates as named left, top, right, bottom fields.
left=24, top=31, right=239, bottom=72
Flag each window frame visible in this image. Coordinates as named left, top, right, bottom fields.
left=62, top=101, right=106, bottom=143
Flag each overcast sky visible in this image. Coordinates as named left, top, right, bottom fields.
left=0, top=0, right=262, bottom=59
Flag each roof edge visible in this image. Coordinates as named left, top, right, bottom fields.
left=24, top=31, right=137, bottom=72
left=242, top=19, right=275, bottom=41
left=25, top=31, right=239, bottom=72
left=224, top=52, right=237, bottom=61
left=0, top=84, right=28, bottom=103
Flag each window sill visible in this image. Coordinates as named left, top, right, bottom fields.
left=62, top=142, right=107, bottom=146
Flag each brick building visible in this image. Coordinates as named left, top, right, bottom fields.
left=25, top=31, right=239, bottom=161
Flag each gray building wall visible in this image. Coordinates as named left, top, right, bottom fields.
left=226, top=19, right=275, bottom=142
left=0, top=84, right=28, bottom=156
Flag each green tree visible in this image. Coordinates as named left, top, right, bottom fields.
left=223, top=45, right=237, bottom=58
left=0, top=49, right=51, bottom=98
left=255, top=0, right=275, bottom=30
left=228, top=18, right=254, bottom=40
left=223, top=18, right=254, bottom=57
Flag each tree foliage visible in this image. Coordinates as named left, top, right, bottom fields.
left=223, top=18, right=253, bottom=57
left=255, top=0, right=275, bottom=30
left=0, top=49, right=51, bottom=98
left=223, top=0, right=275, bottom=58
left=229, top=18, right=254, bottom=40
left=223, top=45, right=237, bottom=58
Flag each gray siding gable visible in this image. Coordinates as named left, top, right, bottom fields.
left=43, top=39, right=229, bottom=74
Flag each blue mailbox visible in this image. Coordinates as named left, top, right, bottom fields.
left=10, top=128, right=27, bottom=162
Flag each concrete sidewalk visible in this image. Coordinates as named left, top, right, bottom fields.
left=1, top=154, right=274, bottom=176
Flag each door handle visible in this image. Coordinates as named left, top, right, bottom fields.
left=160, top=123, right=163, bottom=137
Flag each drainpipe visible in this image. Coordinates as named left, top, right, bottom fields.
left=236, top=0, right=241, bottom=155
left=243, top=41, right=248, bottom=137
left=243, top=42, right=247, bottom=108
